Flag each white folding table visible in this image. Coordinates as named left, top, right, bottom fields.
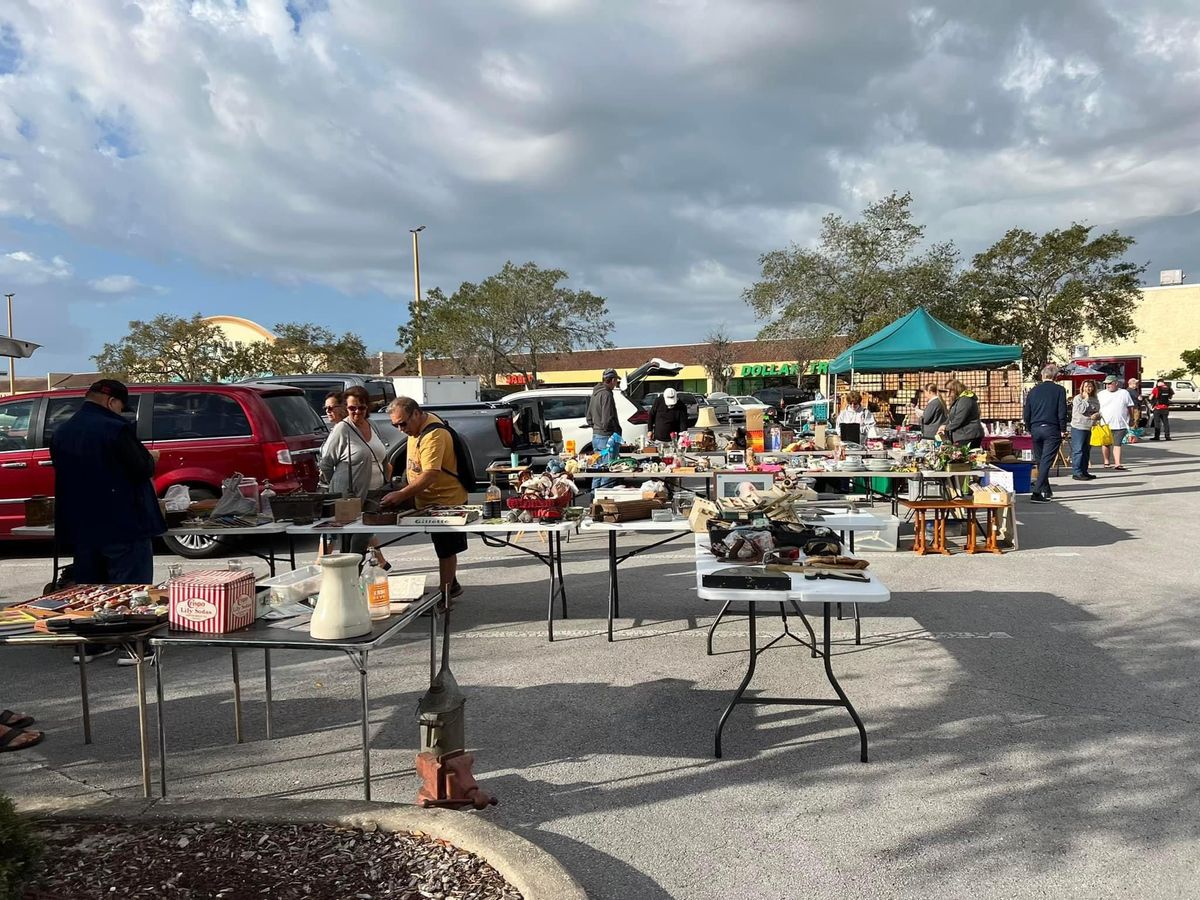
left=695, top=536, right=890, bottom=759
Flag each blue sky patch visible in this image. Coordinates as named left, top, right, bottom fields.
left=0, top=24, right=22, bottom=74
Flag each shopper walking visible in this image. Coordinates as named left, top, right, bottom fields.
left=1150, top=378, right=1174, bottom=440
left=920, top=383, right=947, bottom=439
left=586, top=368, right=622, bottom=489
left=941, top=379, right=984, bottom=448
left=1097, top=375, right=1135, bottom=470
left=50, top=379, right=165, bottom=586
left=1022, top=365, right=1069, bottom=501
left=1069, top=380, right=1101, bottom=481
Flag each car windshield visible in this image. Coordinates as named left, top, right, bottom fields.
left=736, top=397, right=757, bottom=404
left=265, top=394, right=326, bottom=436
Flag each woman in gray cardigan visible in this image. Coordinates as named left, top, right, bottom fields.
left=920, top=383, right=948, bottom=439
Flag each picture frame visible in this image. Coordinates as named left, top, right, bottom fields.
left=713, top=471, right=775, bottom=499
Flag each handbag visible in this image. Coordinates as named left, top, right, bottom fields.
left=1090, top=421, right=1113, bottom=447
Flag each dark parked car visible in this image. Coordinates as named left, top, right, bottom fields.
left=753, top=386, right=812, bottom=412
left=243, top=374, right=397, bottom=414
left=0, top=384, right=327, bottom=558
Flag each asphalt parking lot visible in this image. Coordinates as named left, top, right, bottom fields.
left=3, top=415, right=1199, bottom=899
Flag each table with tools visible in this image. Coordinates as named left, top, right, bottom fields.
left=286, top=518, right=579, bottom=641
left=694, top=535, right=890, bottom=759
left=583, top=508, right=887, bottom=643
left=151, top=592, right=440, bottom=801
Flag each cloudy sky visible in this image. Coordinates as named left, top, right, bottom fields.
left=2, top=0, right=1199, bottom=374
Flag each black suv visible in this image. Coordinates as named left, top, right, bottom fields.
left=243, top=374, right=396, bottom=415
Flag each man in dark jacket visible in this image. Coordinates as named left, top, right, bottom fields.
left=586, top=368, right=622, bottom=489
left=1150, top=379, right=1174, bottom=440
left=1023, top=364, right=1069, bottom=502
left=649, top=388, right=688, bottom=443
left=50, top=380, right=165, bottom=584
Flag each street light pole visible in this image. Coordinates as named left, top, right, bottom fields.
left=4, top=293, right=13, bottom=396
left=410, top=225, right=426, bottom=377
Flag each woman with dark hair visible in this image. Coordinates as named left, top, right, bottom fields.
left=920, top=383, right=947, bottom=439
left=319, top=385, right=387, bottom=553
left=941, top=379, right=984, bottom=448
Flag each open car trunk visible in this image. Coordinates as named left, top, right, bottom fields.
left=620, top=358, right=686, bottom=400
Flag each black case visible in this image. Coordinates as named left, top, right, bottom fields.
left=702, top=566, right=791, bottom=591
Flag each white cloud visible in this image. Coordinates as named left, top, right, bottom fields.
left=0, top=249, right=74, bottom=285
left=88, top=274, right=142, bottom=293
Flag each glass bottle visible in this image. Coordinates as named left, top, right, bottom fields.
left=260, top=480, right=276, bottom=519
left=365, top=558, right=390, bottom=620
left=484, top=478, right=503, bottom=518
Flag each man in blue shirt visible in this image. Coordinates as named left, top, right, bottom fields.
left=50, top=380, right=165, bottom=584
left=1023, top=365, right=1069, bottom=502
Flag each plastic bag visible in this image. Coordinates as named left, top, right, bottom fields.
left=163, top=484, right=192, bottom=512
left=211, top=473, right=257, bottom=517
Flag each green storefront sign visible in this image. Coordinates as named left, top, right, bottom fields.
left=738, top=361, right=829, bottom=378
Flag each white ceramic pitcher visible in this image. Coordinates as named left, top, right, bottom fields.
left=310, top=552, right=371, bottom=640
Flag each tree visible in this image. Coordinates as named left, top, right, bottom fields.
left=94, top=314, right=236, bottom=382
left=1178, top=348, right=1200, bottom=378
left=743, top=191, right=964, bottom=345
left=1162, top=367, right=1188, bottom=380
left=266, top=322, right=367, bottom=374
left=961, top=224, right=1145, bottom=376
left=696, top=328, right=736, bottom=392
left=398, top=261, right=614, bottom=386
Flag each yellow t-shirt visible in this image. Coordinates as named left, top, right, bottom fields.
left=406, top=414, right=469, bottom=509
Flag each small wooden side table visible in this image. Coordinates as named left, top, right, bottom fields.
left=898, top=499, right=957, bottom=555
left=957, top=500, right=1007, bottom=554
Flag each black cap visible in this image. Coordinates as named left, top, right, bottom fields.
left=89, top=378, right=130, bottom=404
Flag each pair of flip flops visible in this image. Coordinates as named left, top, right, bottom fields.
left=0, top=710, right=42, bottom=752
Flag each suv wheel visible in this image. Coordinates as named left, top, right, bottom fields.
left=161, top=487, right=223, bottom=559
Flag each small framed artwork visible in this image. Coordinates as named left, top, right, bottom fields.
left=713, top=471, right=775, bottom=499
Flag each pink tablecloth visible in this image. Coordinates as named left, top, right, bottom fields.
left=982, top=434, right=1031, bottom=452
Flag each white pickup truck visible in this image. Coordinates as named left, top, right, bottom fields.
left=1142, top=379, right=1200, bottom=410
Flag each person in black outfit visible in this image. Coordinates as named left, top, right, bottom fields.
left=1023, top=364, right=1069, bottom=502
left=1150, top=379, right=1174, bottom=440
left=50, top=380, right=165, bottom=583
left=648, top=388, right=689, bottom=443
left=920, top=383, right=947, bottom=439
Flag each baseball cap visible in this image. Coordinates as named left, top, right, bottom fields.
left=663, top=388, right=679, bottom=407
left=1103, top=375, right=1118, bottom=384
left=89, top=378, right=130, bottom=404
left=602, top=368, right=618, bottom=381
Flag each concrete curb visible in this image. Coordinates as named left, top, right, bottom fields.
left=19, top=796, right=587, bottom=900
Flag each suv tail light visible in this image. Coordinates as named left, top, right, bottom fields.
left=495, top=414, right=515, bottom=448
left=263, top=441, right=295, bottom=480
left=627, top=409, right=649, bottom=425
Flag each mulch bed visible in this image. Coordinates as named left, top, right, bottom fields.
left=23, top=820, right=523, bottom=900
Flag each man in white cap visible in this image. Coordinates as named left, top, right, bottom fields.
left=649, top=387, right=689, bottom=443
left=1097, top=374, right=1134, bottom=470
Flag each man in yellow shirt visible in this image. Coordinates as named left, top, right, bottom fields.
left=381, top=397, right=469, bottom=599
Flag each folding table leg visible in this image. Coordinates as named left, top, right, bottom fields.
left=715, top=608, right=758, bottom=758
left=77, top=640, right=92, bottom=745
left=263, top=649, right=273, bottom=740
left=134, top=641, right=151, bottom=798
left=820, top=603, right=868, bottom=762
left=790, top=599, right=818, bottom=658
left=155, top=645, right=168, bottom=798
left=231, top=649, right=244, bottom=743
left=706, top=600, right=734, bottom=655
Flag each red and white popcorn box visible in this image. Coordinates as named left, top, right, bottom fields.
left=169, top=569, right=257, bottom=633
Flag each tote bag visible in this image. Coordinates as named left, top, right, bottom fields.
left=1090, top=421, right=1113, bottom=447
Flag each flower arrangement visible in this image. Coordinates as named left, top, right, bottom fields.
left=930, top=442, right=975, bottom=471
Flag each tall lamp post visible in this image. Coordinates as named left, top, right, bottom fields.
left=410, top=225, right=426, bottom=377
left=4, top=293, right=13, bottom=396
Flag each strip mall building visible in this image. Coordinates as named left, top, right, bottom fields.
left=416, top=339, right=842, bottom=395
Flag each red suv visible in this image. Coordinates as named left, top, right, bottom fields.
left=0, top=384, right=326, bottom=558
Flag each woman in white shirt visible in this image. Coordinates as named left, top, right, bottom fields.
left=835, top=390, right=877, bottom=440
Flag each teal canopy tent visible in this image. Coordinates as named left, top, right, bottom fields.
left=828, top=308, right=1020, bottom=375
